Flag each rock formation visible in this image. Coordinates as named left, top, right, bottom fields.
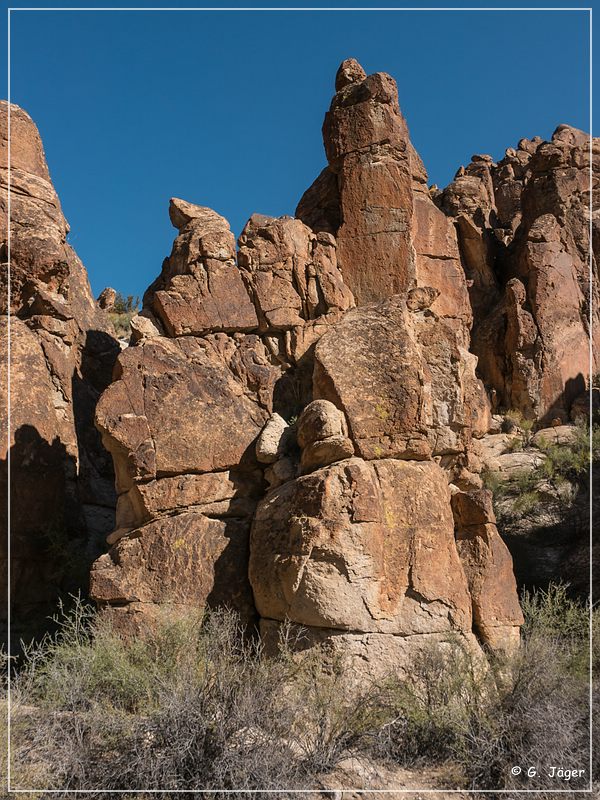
left=438, top=126, right=598, bottom=423
left=89, top=60, right=526, bottom=676
left=0, top=102, right=120, bottom=644
left=6, top=55, right=594, bottom=678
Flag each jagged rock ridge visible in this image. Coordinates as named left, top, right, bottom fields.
left=4, top=58, right=595, bottom=675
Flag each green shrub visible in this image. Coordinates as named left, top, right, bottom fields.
left=107, top=292, right=141, bottom=339
left=10, top=590, right=596, bottom=795
left=486, top=421, right=597, bottom=527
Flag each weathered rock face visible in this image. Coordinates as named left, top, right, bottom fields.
left=313, top=296, right=490, bottom=465
left=0, top=102, right=120, bottom=644
left=85, top=59, right=527, bottom=678
left=297, top=59, right=414, bottom=306
left=439, top=126, right=599, bottom=423
left=90, top=198, right=355, bottom=626
left=10, top=56, right=597, bottom=683
left=250, top=458, right=473, bottom=634
left=451, top=489, right=523, bottom=653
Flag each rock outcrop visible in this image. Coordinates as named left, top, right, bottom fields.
left=89, top=60, right=525, bottom=678
left=438, top=126, right=598, bottom=423
left=0, top=102, right=120, bottom=644
left=89, top=201, right=355, bottom=631
left=11, top=54, right=594, bottom=680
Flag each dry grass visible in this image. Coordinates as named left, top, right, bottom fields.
left=4, top=587, right=597, bottom=796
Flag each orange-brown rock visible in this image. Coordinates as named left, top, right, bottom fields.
left=439, top=126, right=599, bottom=422
left=91, top=196, right=356, bottom=625
left=250, top=457, right=473, bottom=636
left=86, top=59, right=529, bottom=670
left=313, top=296, right=490, bottom=462
left=95, top=335, right=281, bottom=488
left=237, top=215, right=353, bottom=332
left=320, top=62, right=415, bottom=305
left=0, top=102, right=119, bottom=644
left=144, top=200, right=258, bottom=337
left=451, top=489, right=523, bottom=654
left=91, top=511, right=256, bottom=622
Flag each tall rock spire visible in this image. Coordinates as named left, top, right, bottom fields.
left=321, top=58, right=415, bottom=305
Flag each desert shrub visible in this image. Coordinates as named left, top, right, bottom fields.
left=10, top=603, right=386, bottom=795
left=462, top=635, right=590, bottom=791
left=368, top=637, right=491, bottom=769
left=366, top=585, right=593, bottom=792
left=107, top=292, right=140, bottom=339
left=504, top=409, right=535, bottom=443
left=461, top=585, right=592, bottom=791
left=10, top=589, right=596, bottom=795
left=520, top=582, right=589, bottom=642
left=112, top=292, right=140, bottom=315
left=487, top=421, right=597, bottom=528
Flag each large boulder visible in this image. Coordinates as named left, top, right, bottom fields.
left=312, top=296, right=490, bottom=464
left=250, top=457, right=473, bottom=635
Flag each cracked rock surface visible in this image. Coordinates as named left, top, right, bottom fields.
left=0, top=101, right=120, bottom=644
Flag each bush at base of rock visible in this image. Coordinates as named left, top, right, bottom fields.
left=8, top=588, right=596, bottom=794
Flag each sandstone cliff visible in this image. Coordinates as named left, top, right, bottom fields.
left=0, top=101, right=120, bottom=644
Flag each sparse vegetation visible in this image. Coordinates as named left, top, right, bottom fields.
left=483, top=420, right=598, bottom=527
left=504, top=409, right=535, bottom=443
left=5, top=587, right=596, bottom=796
left=108, top=291, right=141, bottom=339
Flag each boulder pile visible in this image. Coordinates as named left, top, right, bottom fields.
left=89, top=60, right=533, bottom=674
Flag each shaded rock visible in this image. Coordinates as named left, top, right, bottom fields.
left=256, top=413, right=292, bottom=464
left=440, top=125, right=599, bottom=423
left=0, top=102, right=119, bottom=645
left=91, top=511, right=255, bottom=623
left=264, top=455, right=297, bottom=489
left=571, top=388, right=600, bottom=422
left=97, top=287, right=116, bottom=311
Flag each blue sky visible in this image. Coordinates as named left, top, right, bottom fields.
left=3, top=3, right=593, bottom=298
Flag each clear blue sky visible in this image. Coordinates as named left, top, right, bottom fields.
left=3, top=3, right=592, bottom=299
